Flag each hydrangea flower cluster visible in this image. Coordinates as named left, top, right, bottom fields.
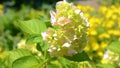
left=42, top=0, right=89, bottom=56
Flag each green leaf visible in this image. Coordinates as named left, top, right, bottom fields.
left=26, top=35, right=42, bottom=44
left=12, top=56, right=40, bottom=68
left=8, top=49, right=32, bottom=67
left=64, top=51, right=90, bottom=62
left=36, top=42, right=49, bottom=53
left=58, top=57, right=75, bottom=68
left=97, top=63, right=115, bottom=68
left=25, top=34, right=49, bottom=53
left=47, top=63, right=60, bottom=68
left=36, top=43, right=42, bottom=52
left=108, top=42, right=120, bottom=54
left=17, top=19, right=47, bottom=35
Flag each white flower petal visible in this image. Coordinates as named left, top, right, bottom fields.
left=57, top=48, right=61, bottom=51
left=48, top=48, right=52, bottom=52
left=50, top=10, right=56, bottom=25
left=80, top=12, right=84, bottom=17
left=73, top=35, right=77, bottom=40
left=85, top=18, right=90, bottom=27
left=41, top=32, right=47, bottom=40
left=62, top=43, right=71, bottom=47
left=75, top=9, right=81, bottom=14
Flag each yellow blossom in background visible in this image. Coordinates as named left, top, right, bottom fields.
left=77, top=4, right=120, bottom=61
left=112, top=14, right=117, bottom=20
left=84, top=13, right=90, bottom=18
left=101, top=58, right=108, bottom=64
left=105, top=20, right=114, bottom=28
left=97, top=51, right=103, bottom=57
left=105, top=11, right=113, bottom=19
left=99, top=33, right=110, bottom=39
left=0, top=4, right=4, bottom=15
left=98, top=6, right=107, bottom=14
left=84, top=45, right=90, bottom=51
left=108, top=30, right=120, bottom=36
left=91, top=42, right=99, bottom=51
left=0, top=4, right=3, bottom=9
left=100, top=42, right=108, bottom=49
left=89, top=29, right=97, bottom=35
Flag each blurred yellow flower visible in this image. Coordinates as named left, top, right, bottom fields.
left=105, top=11, right=113, bottom=19
left=84, top=13, right=90, bottom=18
left=112, top=14, right=117, bottom=20
left=0, top=4, right=3, bottom=15
left=89, top=29, right=97, bottom=35
left=100, top=42, right=108, bottom=49
left=91, top=42, right=99, bottom=51
left=101, top=59, right=108, bottom=64
left=84, top=45, right=90, bottom=51
left=99, top=6, right=107, bottom=14
left=108, top=30, right=120, bottom=36
left=99, top=33, right=110, bottom=39
left=77, top=4, right=120, bottom=62
left=105, top=20, right=114, bottom=28
left=0, top=10, right=3, bottom=14
left=97, top=51, right=103, bottom=57
left=76, top=5, right=94, bottom=12
left=0, top=4, right=3, bottom=9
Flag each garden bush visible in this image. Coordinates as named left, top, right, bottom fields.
left=0, top=0, right=120, bottom=68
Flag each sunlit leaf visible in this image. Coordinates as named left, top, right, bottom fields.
left=47, top=63, right=60, bottom=68
left=8, top=49, right=32, bottom=67
left=17, top=19, right=47, bottom=34
left=108, top=42, right=120, bottom=54
left=58, top=57, right=76, bottom=68
left=12, top=56, right=40, bottom=68
left=26, top=35, right=42, bottom=44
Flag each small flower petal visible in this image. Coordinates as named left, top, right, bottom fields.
left=50, top=10, right=56, bottom=25
left=62, top=43, right=71, bottom=47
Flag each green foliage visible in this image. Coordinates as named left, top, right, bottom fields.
left=99, top=0, right=120, bottom=5
left=12, top=56, right=40, bottom=68
left=16, top=19, right=47, bottom=35
left=64, top=51, right=90, bottom=62
left=26, top=34, right=49, bottom=53
left=26, top=35, right=42, bottom=44
left=108, top=42, right=120, bottom=54
left=58, top=57, right=78, bottom=68
left=8, top=49, right=32, bottom=67
left=47, top=63, right=61, bottom=68
left=7, top=49, right=41, bottom=68
left=97, top=63, right=115, bottom=68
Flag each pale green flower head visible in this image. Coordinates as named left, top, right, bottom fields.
left=42, top=0, right=89, bottom=56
